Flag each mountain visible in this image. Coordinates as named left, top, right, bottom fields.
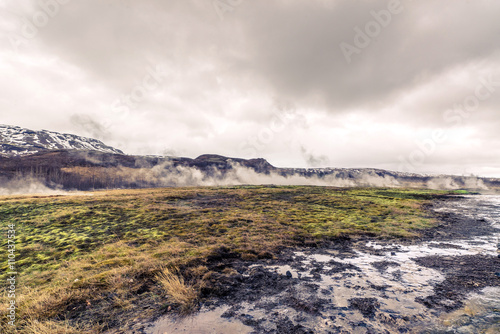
left=0, top=125, right=498, bottom=192
left=0, top=149, right=498, bottom=192
left=0, top=125, right=123, bottom=156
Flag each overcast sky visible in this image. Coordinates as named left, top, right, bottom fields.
left=1, top=0, right=500, bottom=176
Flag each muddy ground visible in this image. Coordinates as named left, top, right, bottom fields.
left=138, top=195, right=500, bottom=334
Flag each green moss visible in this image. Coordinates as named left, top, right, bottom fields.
left=0, top=187, right=445, bottom=279
left=0, top=186, right=455, bottom=333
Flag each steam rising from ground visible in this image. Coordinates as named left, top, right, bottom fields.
left=1, top=161, right=495, bottom=195
left=112, top=162, right=402, bottom=188
left=426, top=177, right=489, bottom=191
left=113, top=163, right=492, bottom=191
left=0, top=176, right=66, bottom=196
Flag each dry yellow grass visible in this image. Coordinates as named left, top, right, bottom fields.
left=155, top=267, right=199, bottom=313
left=23, top=319, right=87, bottom=334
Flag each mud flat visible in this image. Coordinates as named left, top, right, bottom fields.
left=146, top=195, right=500, bottom=334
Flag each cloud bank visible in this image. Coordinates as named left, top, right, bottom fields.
left=1, top=0, right=500, bottom=176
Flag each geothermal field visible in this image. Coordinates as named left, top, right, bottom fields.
left=1, top=187, right=499, bottom=333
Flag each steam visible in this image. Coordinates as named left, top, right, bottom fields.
left=426, top=176, right=489, bottom=190
left=108, top=163, right=493, bottom=191
left=2, top=159, right=494, bottom=195
left=0, top=176, right=66, bottom=196
left=463, top=177, right=488, bottom=190
left=426, top=177, right=461, bottom=190
left=70, top=114, right=110, bottom=140
left=300, top=146, right=330, bottom=167
left=107, top=162, right=402, bottom=188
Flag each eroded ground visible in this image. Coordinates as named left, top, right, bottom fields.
left=147, top=195, right=500, bottom=334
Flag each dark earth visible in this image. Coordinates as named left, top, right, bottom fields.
left=126, top=195, right=500, bottom=334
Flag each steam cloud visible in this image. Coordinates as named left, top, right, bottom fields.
left=1, top=160, right=495, bottom=195
left=0, top=176, right=66, bottom=196
left=426, top=176, right=488, bottom=191
left=107, top=162, right=403, bottom=188
left=111, top=162, right=492, bottom=190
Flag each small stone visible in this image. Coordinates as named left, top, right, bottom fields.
left=495, top=272, right=500, bottom=278
left=391, top=252, right=396, bottom=256
left=285, top=270, right=293, bottom=278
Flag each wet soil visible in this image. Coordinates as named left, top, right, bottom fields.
left=414, top=255, right=500, bottom=311
left=418, top=195, right=500, bottom=241
left=141, top=195, right=500, bottom=334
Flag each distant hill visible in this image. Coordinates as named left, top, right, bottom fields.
left=0, top=126, right=498, bottom=192
left=0, top=125, right=123, bottom=156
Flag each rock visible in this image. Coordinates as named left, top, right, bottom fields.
left=348, top=298, right=380, bottom=319
left=286, top=270, right=293, bottom=278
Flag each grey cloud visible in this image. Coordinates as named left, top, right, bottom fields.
left=20, top=0, right=500, bottom=113
left=2, top=0, right=500, bottom=177
left=301, top=146, right=331, bottom=167
left=233, top=0, right=500, bottom=110
left=70, top=114, right=110, bottom=140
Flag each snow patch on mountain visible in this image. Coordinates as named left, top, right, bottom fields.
left=0, top=125, right=123, bottom=156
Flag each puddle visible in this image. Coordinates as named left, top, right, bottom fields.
left=420, top=287, right=500, bottom=333
left=146, top=306, right=253, bottom=334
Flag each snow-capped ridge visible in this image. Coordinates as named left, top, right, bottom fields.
left=0, top=125, right=123, bottom=156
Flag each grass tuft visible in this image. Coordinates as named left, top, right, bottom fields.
left=23, top=319, right=87, bottom=334
left=155, top=267, right=198, bottom=313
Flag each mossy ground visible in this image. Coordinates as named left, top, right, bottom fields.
left=0, top=186, right=454, bottom=333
